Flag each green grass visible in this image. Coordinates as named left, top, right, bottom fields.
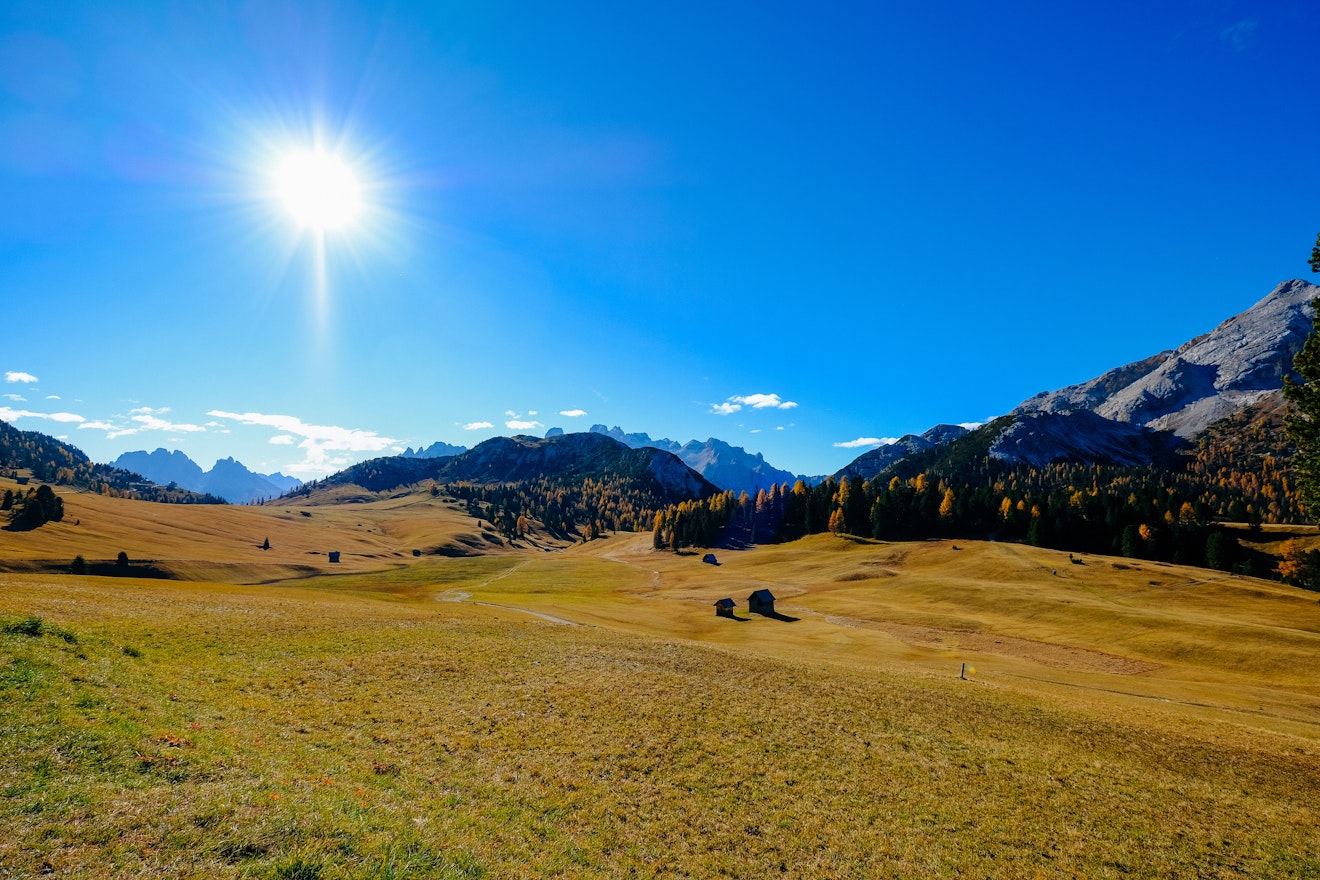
left=2, top=573, right=1319, bottom=878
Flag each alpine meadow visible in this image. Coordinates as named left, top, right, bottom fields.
left=5, top=3, right=1320, bottom=878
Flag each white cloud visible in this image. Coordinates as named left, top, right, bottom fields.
left=506, top=419, right=542, bottom=430
left=5, top=371, right=37, bottom=384
left=749, top=428, right=762, bottom=434
left=559, top=409, right=588, bottom=418
left=130, top=411, right=205, bottom=434
left=45, top=395, right=60, bottom=400
left=711, top=393, right=798, bottom=416
left=463, top=421, right=494, bottom=430
left=269, top=435, right=296, bottom=445
left=833, top=437, right=897, bottom=449
left=77, top=421, right=116, bottom=431
left=958, top=421, right=984, bottom=430
left=504, top=410, right=518, bottom=417
left=528, top=410, right=537, bottom=416
left=2, top=394, right=23, bottom=401
left=0, top=406, right=84, bottom=425
left=206, top=410, right=398, bottom=475
left=731, top=393, right=798, bottom=410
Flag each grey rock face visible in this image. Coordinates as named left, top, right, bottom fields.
left=833, top=424, right=971, bottom=481
left=1017, top=279, right=1318, bottom=438
left=988, top=410, right=1183, bottom=468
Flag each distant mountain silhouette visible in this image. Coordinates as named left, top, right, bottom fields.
left=112, top=448, right=301, bottom=504
left=400, top=440, right=467, bottom=459
left=314, top=432, right=715, bottom=504
left=0, top=422, right=220, bottom=504
left=587, top=424, right=799, bottom=495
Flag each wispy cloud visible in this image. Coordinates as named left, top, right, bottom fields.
left=207, top=410, right=398, bottom=475
left=559, top=409, right=587, bottom=418
left=463, top=421, right=494, bottom=431
left=506, top=419, right=542, bottom=431
left=81, top=406, right=207, bottom=439
left=1220, top=18, right=1257, bottom=51
left=125, top=406, right=205, bottom=435
left=2, top=393, right=23, bottom=402
left=712, top=392, right=798, bottom=415
left=0, top=406, right=85, bottom=425
left=45, top=395, right=60, bottom=400
left=958, top=421, right=984, bottom=430
left=269, top=435, right=296, bottom=445
left=5, top=371, right=38, bottom=384
left=833, top=437, right=896, bottom=449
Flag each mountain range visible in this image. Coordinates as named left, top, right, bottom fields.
left=315, top=431, right=716, bottom=505
left=833, top=278, right=1317, bottom=481
left=111, top=449, right=302, bottom=504
left=9, top=278, right=1311, bottom=508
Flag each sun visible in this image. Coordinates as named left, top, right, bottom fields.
left=275, top=149, right=362, bottom=231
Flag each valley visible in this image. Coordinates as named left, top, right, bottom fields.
left=3, top=477, right=1320, bottom=877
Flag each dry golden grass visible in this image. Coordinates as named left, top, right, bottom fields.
left=0, top=478, right=565, bottom=583
left=3, top=488, right=1320, bottom=876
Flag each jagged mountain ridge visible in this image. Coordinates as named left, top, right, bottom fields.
left=316, top=432, right=716, bottom=505
left=1015, top=279, right=1318, bottom=438
left=838, top=279, right=1315, bottom=477
left=0, top=421, right=221, bottom=504
left=112, top=448, right=301, bottom=504
left=400, top=441, right=468, bottom=459
left=835, top=425, right=971, bottom=481
left=583, top=424, right=798, bottom=494
left=442, top=433, right=716, bottom=503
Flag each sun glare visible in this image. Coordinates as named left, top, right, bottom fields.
left=275, top=150, right=362, bottom=231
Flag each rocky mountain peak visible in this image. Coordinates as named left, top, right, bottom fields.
left=1016, top=279, right=1318, bottom=438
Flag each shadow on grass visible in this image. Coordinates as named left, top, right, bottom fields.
left=752, top=610, right=800, bottom=622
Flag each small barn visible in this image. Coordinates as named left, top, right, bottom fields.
left=713, top=597, right=736, bottom=618
left=747, top=588, right=776, bottom=615
left=702, top=553, right=718, bottom=565
left=328, top=551, right=341, bottom=563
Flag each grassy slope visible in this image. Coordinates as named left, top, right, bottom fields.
left=0, top=478, right=568, bottom=583
left=3, top=487, right=1320, bottom=876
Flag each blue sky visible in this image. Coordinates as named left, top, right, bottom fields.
left=2, top=1, right=1317, bottom=479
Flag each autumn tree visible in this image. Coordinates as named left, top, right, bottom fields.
left=828, top=507, right=846, bottom=536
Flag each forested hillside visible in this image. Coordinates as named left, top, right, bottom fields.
left=0, top=420, right=222, bottom=504
left=656, top=402, right=1306, bottom=581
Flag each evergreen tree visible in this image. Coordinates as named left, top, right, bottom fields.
left=1283, top=296, right=1320, bottom=517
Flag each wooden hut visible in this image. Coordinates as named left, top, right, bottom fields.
left=328, top=551, right=341, bottom=563
left=747, top=588, right=776, bottom=615
left=713, top=597, right=736, bottom=618
left=702, top=553, right=718, bottom=565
